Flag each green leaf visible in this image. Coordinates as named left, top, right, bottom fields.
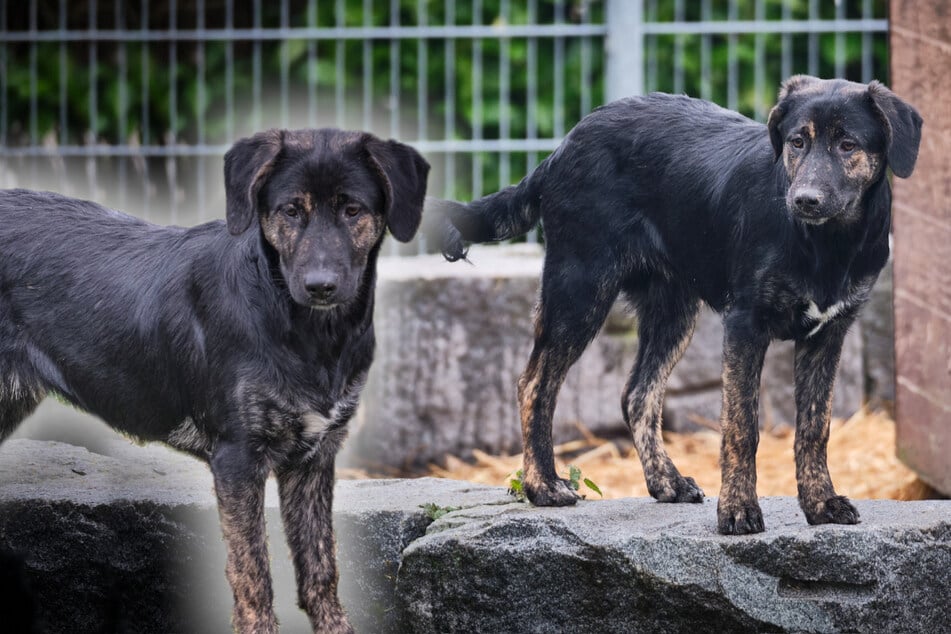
left=507, top=469, right=526, bottom=502
left=583, top=478, right=604, bottom=498
left=568, top=465, right=582, bottom=490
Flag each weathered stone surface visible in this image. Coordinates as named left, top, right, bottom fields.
left=0, top=439, right=507, bottom=634
left=348, top=245, right=867, bottom=465
left=1, top=440, right=948, bottom=633
left=399, top=496, right=951, bottom=634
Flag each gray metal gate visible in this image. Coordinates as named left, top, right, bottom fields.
left=0, top=0, right=888, bottom=234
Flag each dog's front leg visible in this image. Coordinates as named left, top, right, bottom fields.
left=276, top=439, right=353, bottom=634
left=717, top=310, right=770, bottom=535
left=211, top=441, right=277, bottom=633
left=794, top=320, right=860, bottom=525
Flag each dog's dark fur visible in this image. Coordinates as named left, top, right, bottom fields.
left=0, top=128, right=429, bottom=631
left=433, top=76, right=921, bottom=534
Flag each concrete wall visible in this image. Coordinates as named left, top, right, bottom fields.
left=344, top=245, right=883, bottom=469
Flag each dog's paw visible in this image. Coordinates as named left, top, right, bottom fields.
left=650, top=474, right=705, bottom=503
left=802, top=495, right=860, bottom=525
left=717, top=497, right=765, bottom=535
left=524, top=477, right=580, bottom=507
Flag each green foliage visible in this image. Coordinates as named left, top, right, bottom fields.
left=420, top=502, right=460, bottom=521
left=508, top=469, right=527, bottom=502
left=508, top=465, right=603, bottom=502
left=2, top=0, right=887, bottom=202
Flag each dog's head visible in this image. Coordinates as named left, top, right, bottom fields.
left=224, top=129, right=429, bottom=309
left=767, top=75, right=922, bottom=226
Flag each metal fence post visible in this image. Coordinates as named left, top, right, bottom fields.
left=605, top=0, right=644, bottom=101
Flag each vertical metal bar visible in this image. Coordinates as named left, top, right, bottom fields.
left=753, top=0, right=765, bottom=121
left=281, top=0, right=290, bottom=128
left=28, top=0, right=38, bottom=186
left=335, top=0, right=345, bottom=127
left=225, top=0, right=234, bottom=140
left=834, top=0, right=845, bottom=78
left=0, top=7, right=7, bottom=151
left=116, top=0, right=128, bottom=207
left=673, top=0, right=684, bottom=95
left=553, top=0, right=565, bottom=137
left=88, top=0, right=99, bottom=197
left=861, top=0, right=873, bottom=82
left=527, top=0, right=538, bottom=166
left=727, top=1, right=738, bottom=111
left=443, top=0, right=455, bottom=198
left=389, top=0, right=399, bottom=138
left=472, top=0, right=483, bottom=198
left=700, top=0, right=710, bottom=101
left=141, top=0, right=150, bottom=215
left=417, top=0, right=427, bottom=142
left=526, top=0, right=538, bottom=241
left=362, top=0, right=372, bottom=131
left=645, top=0, right=656, bottom=93
left=0, top=7, right=7, bottom=152
left=307, top=0, right=318, bottom=127
left=499, top=0, right=511, bottom=187
left=59, top=0, right=69, bottom=191
left=606, top=0, right=643, bottom=101
left=781, top=1, right=791, bottom=79
left=169, top=0, right=178, bottom=222
left=579, top=0, right=592, bottom=114
left=197, top=0, right=206, bottom=220
left=808, top=0, right=819, bottom=76
left=253, top=0, right=262, bottom=132
left=415, top=0, right=427, bottom=253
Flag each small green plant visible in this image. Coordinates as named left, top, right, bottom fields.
left=420, top=502, right=460, bottom=521
left=507, top=465, right=603, bottom=502
left=508, top=469, right=527, bottom=501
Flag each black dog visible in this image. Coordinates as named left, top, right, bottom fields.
left=0, top=128, right=429, bottom=631
left=434, top=76, right=921, bottom=534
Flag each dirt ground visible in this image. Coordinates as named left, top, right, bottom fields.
left=411, top=409, right=939, bottom=502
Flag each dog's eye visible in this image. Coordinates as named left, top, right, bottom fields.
left=344, top=204, right=364, bottom=218
left=839, top=140, right=856, bottom=152
left=281, top=205, right=299, bottom=218
left=790, top=137, right=805, bottom=149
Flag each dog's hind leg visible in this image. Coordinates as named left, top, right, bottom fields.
left=276, top=433, right=353, bottom=634
left=210, top=440, right=277, bottom=634
left=0, top=371, right=45, bottom=443
left=793, top=320, right=859, bottom=526
left=623, top=281, right=705, bottom=503
left=518, top=255, right=621, bottom=506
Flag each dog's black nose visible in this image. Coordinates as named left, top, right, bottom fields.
left=794, top=189, right=823, bottom=211
left=304, top=273, right=338, bottom=300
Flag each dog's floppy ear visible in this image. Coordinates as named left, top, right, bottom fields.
left=365, top=137, right=430, bottom=242
left=224, top=129, right=284, bottom=235
left=867, top=81, right=923, bottom=179
left=767, top=75, right=821, bottom=158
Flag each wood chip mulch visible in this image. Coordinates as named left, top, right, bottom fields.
left=420, top=410, right=939, bottom=501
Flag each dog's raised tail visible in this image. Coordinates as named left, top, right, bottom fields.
left=428, top=178, right=541, bottom=262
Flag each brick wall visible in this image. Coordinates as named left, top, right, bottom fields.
left=890, top=1, right=951, bottom=494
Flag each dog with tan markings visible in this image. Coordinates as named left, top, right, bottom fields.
left=0, top=128, right=429, bottom=631
left=432, top=76, right=921, bottom=534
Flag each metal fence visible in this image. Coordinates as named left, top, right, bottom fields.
left=0, top=0, right=888, bottom=240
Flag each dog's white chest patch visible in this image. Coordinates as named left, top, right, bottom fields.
left=803, top=300, right=847, bottom=338
left=302, top=412, right=333, bottom=436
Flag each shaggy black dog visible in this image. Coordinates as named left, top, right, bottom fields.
left=0, top=128, right=429, bottom=632
left=433, top=76, right=921, bottom=534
